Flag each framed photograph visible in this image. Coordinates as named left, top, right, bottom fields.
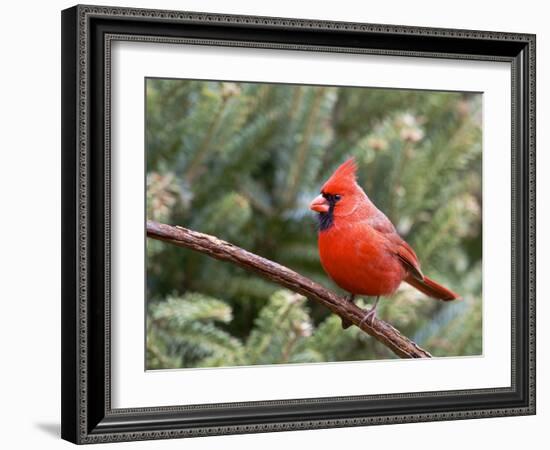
left=61, top=4, right=536, bottom=444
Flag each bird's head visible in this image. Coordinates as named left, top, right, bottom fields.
left=309, top=157, right=364, bottom=230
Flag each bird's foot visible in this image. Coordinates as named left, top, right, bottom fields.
left=359, top=307, right=377, bottom=328
left=358, top=296, right=380, bottom=328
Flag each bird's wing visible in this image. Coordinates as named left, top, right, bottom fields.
left=368, top=213, right=396, bottom=235
left=368, top=215, right=424, bottom=281
left=394, top=241, right=424, bottom=281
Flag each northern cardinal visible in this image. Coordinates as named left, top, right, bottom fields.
left=310, top=158, right=459, bottom=328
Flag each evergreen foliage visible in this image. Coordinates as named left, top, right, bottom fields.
left=146, top=79, right=482, bottom=369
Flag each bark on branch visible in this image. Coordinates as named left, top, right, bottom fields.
left=146, top=220, right=432, bottom=359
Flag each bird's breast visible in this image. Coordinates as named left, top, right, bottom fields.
left=318, top=223, right=405, bottom=296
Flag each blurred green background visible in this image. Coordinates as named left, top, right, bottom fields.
left=145, top=78, right=482, bottom=369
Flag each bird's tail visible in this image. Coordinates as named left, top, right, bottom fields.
left=405, top=274, right=459, bottom=301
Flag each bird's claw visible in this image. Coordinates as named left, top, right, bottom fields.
left=359, top=307, right=377, bottom=328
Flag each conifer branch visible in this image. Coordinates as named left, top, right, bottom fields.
left=147, top=220, right=432, bottom=359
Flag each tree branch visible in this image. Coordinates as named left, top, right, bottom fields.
left=146, top=220, right=432, bottom=359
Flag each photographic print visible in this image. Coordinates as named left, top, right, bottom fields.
left=145, top=78, right=482, bottom=370
left=62, top=6, right=535, bottom=442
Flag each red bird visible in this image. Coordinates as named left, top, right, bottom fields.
left=309, top=158, right=459, bottom=328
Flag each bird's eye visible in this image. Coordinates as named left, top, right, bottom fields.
left=334, top=194, right=341, bottom=201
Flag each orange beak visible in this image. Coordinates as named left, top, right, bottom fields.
left=309, top=194, right=330, bottom=213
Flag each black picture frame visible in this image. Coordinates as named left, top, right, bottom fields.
left=61, top=4, right=536, bottom=444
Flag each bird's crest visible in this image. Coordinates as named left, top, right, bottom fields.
left=321, top=157, right=358, bottom=194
